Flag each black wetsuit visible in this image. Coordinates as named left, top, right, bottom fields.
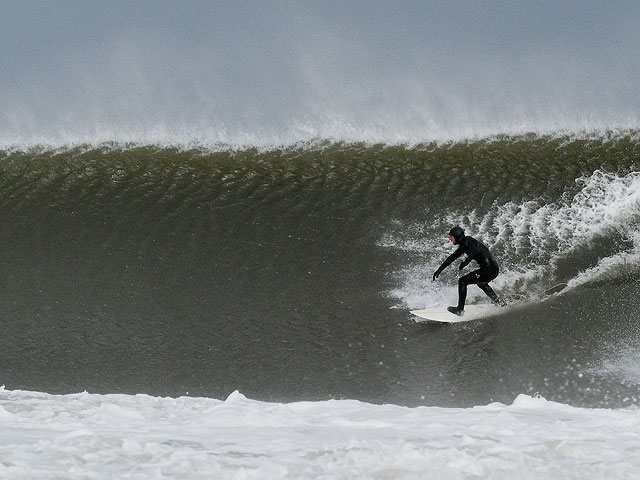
left=435, top=235, right=500, bottom=309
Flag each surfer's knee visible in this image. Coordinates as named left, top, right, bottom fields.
left=459, top=274, right=474, bottom=286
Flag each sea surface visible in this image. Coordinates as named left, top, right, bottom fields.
left=1, top=131, right=640, bottom=478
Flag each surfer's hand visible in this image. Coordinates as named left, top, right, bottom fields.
left=459, top=259, right=470, bottom=270
left=432, top=269, right=441, bottom=281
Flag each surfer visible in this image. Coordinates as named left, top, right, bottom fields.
left=432, top=226, right=503, bottom=316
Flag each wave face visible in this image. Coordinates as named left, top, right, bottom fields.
left=1, top=132, right=639, bottom=407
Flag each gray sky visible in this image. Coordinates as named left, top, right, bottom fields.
left=2, top=0, right=639, bottom=145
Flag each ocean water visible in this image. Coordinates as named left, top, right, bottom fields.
left=1, top=132, right=640, bottom=477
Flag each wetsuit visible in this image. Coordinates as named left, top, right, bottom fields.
left=434, top=235, right=500, bottom=310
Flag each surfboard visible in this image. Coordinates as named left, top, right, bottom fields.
left=410, top=283, right=569, bottom=323
left=410, top=304, right=500, bottom=323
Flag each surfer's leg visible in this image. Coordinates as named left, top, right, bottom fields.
left=475, top=267, right=504, bottom=306
left=457, top=272, right=478, bottom=309
left=457, top=280, right=468, bottom=309
left=447, top=274, right=473, bottom=316
left=478, top=283, right=501, bottom=304
left=451, top=268, right=500, bottom=315
left=457, top=268, right=502, bottom=308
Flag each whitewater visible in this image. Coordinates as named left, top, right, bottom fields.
left=1, top=387, right=639, bottom=479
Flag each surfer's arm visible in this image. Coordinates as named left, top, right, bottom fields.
left=459, top=256, right=471, bottom=270
left=433, top=248, right=464, bottom=280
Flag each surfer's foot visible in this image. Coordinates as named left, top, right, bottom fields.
left=495, top=298, right=507, bottom=307
left=447, top=306, right=464, bottom=316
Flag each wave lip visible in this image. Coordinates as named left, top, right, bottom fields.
left=2, top=124, right=640, bottom=151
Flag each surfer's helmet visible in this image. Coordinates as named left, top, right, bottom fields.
left=448, top=226, right=465, bottom=244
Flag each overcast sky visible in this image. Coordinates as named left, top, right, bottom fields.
left=2, top=0, right=639, bottom=145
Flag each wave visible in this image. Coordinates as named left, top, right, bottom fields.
left=1, top=131, right=639, bottom=406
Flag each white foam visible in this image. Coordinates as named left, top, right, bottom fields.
left=1, top=388, right=639, bottom=479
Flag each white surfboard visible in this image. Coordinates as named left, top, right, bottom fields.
left=410, top=304, right=501, bottom=323
left=411, top=283, right=568, bottom=323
